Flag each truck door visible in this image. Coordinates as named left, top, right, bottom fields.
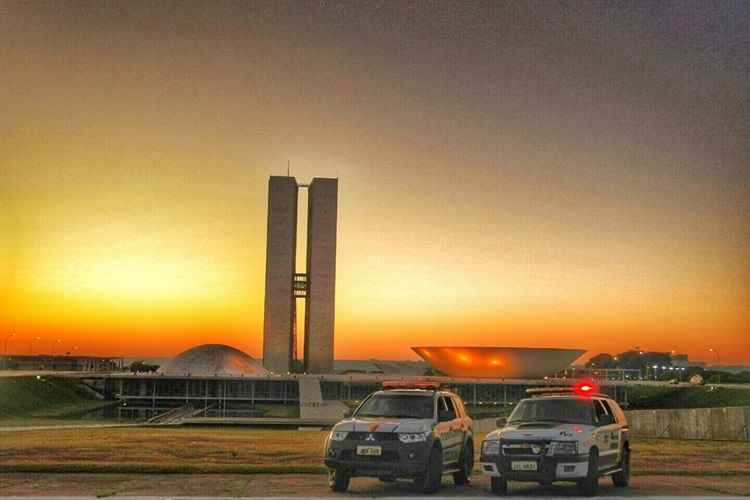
left=593, top=399, right=620, bottom=469
left=437, top=396, right=461, bottom=463
left=600, top=399, right=625, bottom=467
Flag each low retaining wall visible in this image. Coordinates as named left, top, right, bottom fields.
left=473, top=417, right=499, bottom=434
left=626, top=406, right=750, bottom=441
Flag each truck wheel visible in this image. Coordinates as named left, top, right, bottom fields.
left=453, top=439, right=474, bottom=485
left=490, top=476, right=508, bottom=495
left=578, top=449, right=599, bottom=496
left=328, top=468, right=351, bottom=492
left=612, top=447, right=630, bottom=487
left=420, top=446, right=443, bottom=494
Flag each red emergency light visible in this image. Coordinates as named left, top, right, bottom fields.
left=573, top=379, right=599, bottom=397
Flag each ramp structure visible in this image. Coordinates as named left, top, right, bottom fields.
left=298, top=376, right=348, bottom=420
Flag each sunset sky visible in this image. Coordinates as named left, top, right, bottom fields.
left=1, top=2, right=748, bottom=363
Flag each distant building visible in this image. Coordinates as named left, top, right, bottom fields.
left=333, top=359, right=429, bottom=375
left=263, top=176, right=338, bottom=374
left=411, top=346, right=585, bottom=379
left=0, top=355, right=122, bottom=372
left=671, top=358, right=706, bottom=368
left=158, top=344, right=268, bottom=377
left=586, top=353, right=615, bottom=369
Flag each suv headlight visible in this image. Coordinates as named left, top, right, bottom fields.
left=330, top=431, right=348, bottom=441
left=398, top=432, right=430, bottom=443
left=482, top=440, right=500, bottom=456
left=548, top=441, right=578, bottom=456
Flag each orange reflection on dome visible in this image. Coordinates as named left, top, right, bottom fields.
left=412, top=346, right=585, bottom=379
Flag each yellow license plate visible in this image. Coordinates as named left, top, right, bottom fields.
left=511, top=460, right=537, bottom=471
left=356, top=445, right=382, bottom=456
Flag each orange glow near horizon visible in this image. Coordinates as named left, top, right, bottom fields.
left=1, top=3, right=749, bottom=365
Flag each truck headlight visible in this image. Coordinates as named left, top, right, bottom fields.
left=548, top=441, right=578, bottom=456
left=482, top=440, right=500, bottom=456
left=330, top=431, right=348, bottom=441
left=398, top=432, right=429, bottom=443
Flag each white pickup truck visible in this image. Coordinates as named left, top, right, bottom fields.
left=480, top=384, right=630, bottom=496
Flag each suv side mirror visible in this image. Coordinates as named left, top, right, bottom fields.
left=343, top=408, right=353, bottom=418
left=496, top=417, right=507, bottom=427
left=599, top=414, right=614, bottom=425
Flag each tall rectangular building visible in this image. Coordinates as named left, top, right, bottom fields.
left=262, top=176, right=298, bottom=373
left=304, top=178, right=338, bottom=373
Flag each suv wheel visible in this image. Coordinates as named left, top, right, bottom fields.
left=453, top=439, right=474, bottom=485
left=490, top=476, right=508, bottom=495
left=419, top=446, right=443, bottom=494
left=612, top=447, right=630, bottom=487
left=578, top=448, right=599, bottom=496
left=328, top=468, right=351, bottom=492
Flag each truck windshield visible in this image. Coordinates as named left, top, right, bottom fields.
left=355, top=394, right=434, bottom=419
left=508, top=398, right=594, bottom=425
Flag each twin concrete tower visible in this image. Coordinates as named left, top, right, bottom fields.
left=262, top=176, right=338, bottom=374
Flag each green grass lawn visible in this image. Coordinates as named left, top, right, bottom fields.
left=0, top=376, right=113, bottom=425
left=1, top=426, right=748, bottom=476
left=624, top=385, right=750, bottom=409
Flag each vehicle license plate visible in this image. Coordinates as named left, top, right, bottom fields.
left=511, top=461, right=537, bottom=471
left=356, top=445, right=382, bottom=456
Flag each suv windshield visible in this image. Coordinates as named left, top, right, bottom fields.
left=355, top=393, right=434, bottom=419
left=508, top=398, right=594, bottom=425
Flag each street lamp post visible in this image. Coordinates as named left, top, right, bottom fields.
left=708, top=348, right=720, bottom=364
left=50, top=339, right=62, bottom=370
left=4, top=333, right=16, bottom=355
left=51, top=339, right=61, bottom=357
left=30, top=336, right=41, bottom=355
left=2, top=332, right=16, bottom=369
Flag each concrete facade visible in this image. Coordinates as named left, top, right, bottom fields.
left=262, top=175, right=337, bottom=374
left=262, top=176, right=298, bottom=373
left=304, top=178, right=338, bottom=374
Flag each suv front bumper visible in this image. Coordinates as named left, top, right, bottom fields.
left=325, top=438, right=432, bottom=478
left=480, top=452, right=589, bottom=481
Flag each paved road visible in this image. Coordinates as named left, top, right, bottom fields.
left=0, top=497, right=747, bottom=500
left=1, top=474, right=748, bottom=497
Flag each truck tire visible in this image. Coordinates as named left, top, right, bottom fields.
left=419, top=446, right=443, bottom=494
left=612, top=447, right=630, bottom=487
left=453, top=439, right=474, bottom=485
left=328, top=468, right=351, bottom=492
left=578, top=448, right=599, bottom=496
left=491, top=476, right=508, bottom=495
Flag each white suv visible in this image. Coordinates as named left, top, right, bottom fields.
left=480, top=384, right=630, bottom=496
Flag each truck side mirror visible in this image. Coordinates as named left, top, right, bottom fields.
left=496, top=417, right=507, bottom=427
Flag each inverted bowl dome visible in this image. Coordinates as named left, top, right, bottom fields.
left=158, top=344, right=269, bottom=377
left=412, top=346, right=585, bottom=379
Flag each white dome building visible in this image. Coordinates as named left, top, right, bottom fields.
left=158, top=344, right=269, bottom=377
